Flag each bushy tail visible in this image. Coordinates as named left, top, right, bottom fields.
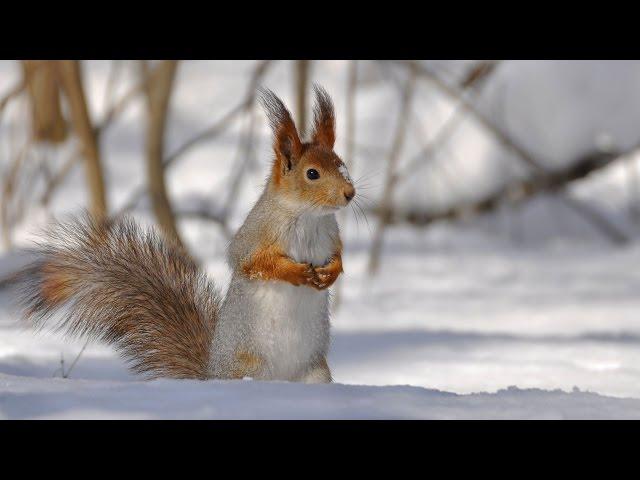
left=16, top=213, right=220, bottom=380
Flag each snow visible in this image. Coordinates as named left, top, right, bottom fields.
left=2, top=60, right=640, bottom=418
left=4, top=228, right=640, bottom=418
left=3, top=374, right=640, bottom=420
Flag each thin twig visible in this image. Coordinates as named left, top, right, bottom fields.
left=1, top=141, right=31, bottom=248
left=394, top=60, right=502, bottom=180
left=96, top=66, right=154, bottom=135
left=0, top=80, right=25, bottom=122
left=113, top=60, right=273, bottom=220
left=39, top=153, right=81, bottom=206
left=62, top=339, right=90, bottom=379
left=102, top=60, right=122, bottom=116
left=53, top=353, right=65, bottom=378
left=175, top=206, right=233, bottom=239
left=164, top=60, right=271, bottom=169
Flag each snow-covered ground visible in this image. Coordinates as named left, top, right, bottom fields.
left=5, top=377, right=640, bottom=420
left=1, top=60, right=640, bottom=419
left=3, top=225, right=640, bottom=418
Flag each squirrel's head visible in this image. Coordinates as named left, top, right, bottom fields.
left=259, top=85, right=355, bottom=215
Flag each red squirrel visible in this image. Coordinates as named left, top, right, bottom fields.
left=16, top=85, right=355, bottom=383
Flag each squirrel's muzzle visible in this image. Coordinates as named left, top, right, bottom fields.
left=343, top=184, right=355, bottom=203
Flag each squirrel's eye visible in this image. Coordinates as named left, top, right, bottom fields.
left=306, top=169, right=320, bottom=180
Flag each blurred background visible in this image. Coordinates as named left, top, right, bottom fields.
left=1, top=60, right=640, bottom=398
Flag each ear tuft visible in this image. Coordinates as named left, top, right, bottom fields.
left=311, top=84, right=336, bottom=149
left=258, top=87, right=293, bottom=135
left=258, top=87, right=302, bottom=171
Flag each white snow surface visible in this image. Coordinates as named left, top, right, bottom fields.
left=4, top=375, right=640, bottom=420
left=2, top=60, right=640, bottom=419
left=4, top=230, right=640, bottom=419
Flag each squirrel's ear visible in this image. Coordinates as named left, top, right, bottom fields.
left=310, top=84, right=335, bottom=150
left=259, top=88, right=302, bottom=173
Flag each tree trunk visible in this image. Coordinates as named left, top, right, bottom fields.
left=144, top=60, right=184, bottom=248
left=22, top=61, right=68, bottom=143
left=294, top=60, right=310, bottom=134
left=57, top=60, right=107, bottom=218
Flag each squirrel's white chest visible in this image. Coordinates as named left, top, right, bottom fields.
left=286, top=214, right=336, bottom=266
left=216, top=213, right=337, bottom=381
left=249, top=281, right=329, bottom=380
left=246, top=215, right=335, bottom=379
left=253, top=216, right=334, bottom=379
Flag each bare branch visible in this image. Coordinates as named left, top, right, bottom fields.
left=381, top=147, right=639, bottom=245
left=96, top=64, right=157, bottom=135
left=39, top=153, right=81, bottom=206
left=396, top=60, right=502, bottom=180
left=113, top=60, right=273, bottom=219
left=174, top=204, right=233, bottom=239
left=0, top=80, right=25, bottom=121
left=57, top=60, right=108, bottom=218
left=1, top=142, right=30, bottom=248
left=368, top=62, right=418, bottom=274
left=143, top=60, right=184, bottom=247
left=163, top=100, right=247, bottom=169
left=395, top=60, right=632, bottom=245
left=396, top=60, right=546, bottom=171
left=163, top=60, right=271, bottom=169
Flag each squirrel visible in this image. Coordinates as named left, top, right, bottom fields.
left=15, top=85, right=355, bottom=384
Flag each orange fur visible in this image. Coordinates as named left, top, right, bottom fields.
left=40, top=261, right=75, bottom=306
left=242, top=243, right=343, bottom=291
left=273, top=144, right=355, bottom=211
left=314, top=251, right=343, bottom=290
left=260, top=87, right=354, bottom=211
left=260, top=88, right=303, bottom=186
left=242, top=243, right=320, bottom=288
left=271, top=122, right=302, bottom=186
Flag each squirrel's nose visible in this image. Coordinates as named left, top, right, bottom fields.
left=343, top=185, right=355, bottom=202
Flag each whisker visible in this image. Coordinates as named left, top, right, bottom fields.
left=354, top=191, right=373, bottom=202
left=354, top=168, right=382, bottom=184
left=351, top=202, right=361, bottom=234
left=354, top=179, right=382, bottom=191
left=353, top=197, right=372, bottom=235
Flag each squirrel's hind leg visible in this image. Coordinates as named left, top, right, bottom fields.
left=231, top=350, right=265, bottom=379
left=299, top=357, right=332, bottom=384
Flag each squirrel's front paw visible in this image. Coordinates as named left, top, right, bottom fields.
left=293, top=263, right=328, bottom=290
left=312, top=264, right=341, bottom=290
left=302, top=264, right=326, bottom=290
left=286, top=262, right=321, bottom=289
